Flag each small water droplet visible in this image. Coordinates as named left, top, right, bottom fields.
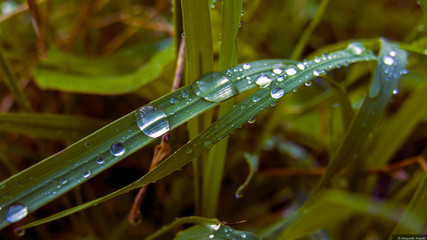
left=60, top=177, right=67, bottom=185
left=170, top=97, right=178, bottom=104
left=297, top=63, right=305, bottom=70
left=389, top=50, right=397, bottom=57
left=347, top=42, right=364, bottom=55
left=248, top=117, right=256, bottom=124
left=313, top=70, right=320, bottom=77
left=272, top=68, right=283, bottom=74
left=136, top=105, right=170, bottom=138
left=270, top=87, right=284, bottom=99
left=285, top=67, right=297, bottom=76
left=241, top=233, right=247, bottom=238
left=5, top=203, right=28, bottom=223
left=82, top=170, right=91, bottom=178
left=293, top=88, right=298, bottom=92
left=181, top=90, right=189, bottom=98
left=393, top=89, right=399, bottom=94
left=209, top=224, right=221, bottom=231
left=235, top=190, right=243, bottom=199
left=15, top=228, right=25, bottom=237
left=314, top=57, right=321, bottom=63
left=96, top=157, right=104, bottom=165
left=383, top=55, right=395, bottom=65
left=418, top=24, right=425, bottom=32
left=193, top=72, right=239, bottom=102
left=305, top=81, right=312, bottom=86
left=277, top=76, right=284, bottom=82
left=110, top=142, right=125, bottom=156
left=255, top=74, right=272, bottom=88
left=252, top=96, right=260, bottom=102
left=209, top=234, right=214, bottom=239
left=242, top=64, right=251, bottom=70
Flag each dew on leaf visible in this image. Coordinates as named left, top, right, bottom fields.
left=110, top=142, right=125, bottom=156
left=5, top=203, right=27, bottom=223
left=136, top=105, right=170, bottom=138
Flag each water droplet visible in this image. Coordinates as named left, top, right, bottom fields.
left=242, top=64, right=251, bottom=70
left=252, top=96, right=260, bottom=102
left=273, top=68, right=283, bottom=74
left=209, top=234, right=214, bottom=239
left=314, top=57, right=321, bottom=63
left=136, top=105, right=170, bottom=138
left=82, top=170, right=91, bottom=178
left=15, top=228, right=25, bottom=237
left=235, top=190, right=243, bottom=199
left=277, top=76, right=284, bottom=82
left=209, top=224, right=221, bottom=231
left=241, top=233, right=247, bottom=238
left=297, top=63, right=305, bottom=70
left=313, top=70, right=320, bottom=77
left=170, top=97, right=178, bottom=104
left=383, top=56, right=395, bottom=65
left=96, top=157, right=104, bottom=165
left=270, top=87, right=284, bottom=99
left=347, top=42, right=364, bottom=55
left=248, top=117, right=256, bottom=124
left=393, top=89, right=399, bottom=94
left=59, top=177, right=67, bottom=185
left=285, top=67, right=297, bottom=76
left=418, top=24, right=425, bottom=32
left=389, top=50, right=397, bottom=57
left=84, top=142, right=90, bottom=148
left=293, top=88, right=298, bottom=92
left=305, top=81, right=312, bottom=86
left=5, top=203, right=28, bottom=223
left=110, top=142, right=125, bottom=156
left=181, top=91, right=189, bottom=98
left=193, top=72, right=239, bottom=102
left=255, top=74, right=272, bottom=88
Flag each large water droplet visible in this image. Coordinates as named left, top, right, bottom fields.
left=192, top=72, right=239, bottom=102
left=110, top=142, right=125, bottom=156
left=255, top=74, right=272, bottom=88
left=270, top=87, right=284, bottom=99
left=170, top=97, right=178, bottom=104
left=347, top=42, right=364, bottom=55
left=136, top=105, right=170, bottom=138
left=5, top=203, right=28, bottom=223
left=383, top=56, right=395, bottom=65
left=285, top=67, right=297, bottom=76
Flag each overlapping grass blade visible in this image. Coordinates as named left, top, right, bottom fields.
left=175, top=224, right=260, bottom=240
left=34, top=43, right=174, bottom=94
left=9, top=45, right=376, bottom=231
left=0, top=113, right=108, bottom=140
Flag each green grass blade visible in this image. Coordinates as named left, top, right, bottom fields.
left=0, top=45, right=31, bottom=111
left=202, top=0, right=242, bottom=217
left=235, top=153, right=259, bottom=199
left=175, top=224, right=260, bottom=240
left=278, top=190, right=419, bottom=240
left=312, top=39, right=409, bottom=192
left=0, top=113, right=108, bottom=140
left=0, top=44, right=376, bottom=230
left=392, top=173, right=427, bottom=235
left=180, top=0, right=214, bottom=215
left=34, top=43, right=175, bottom=94
left=368, top=80, right=427, bottom=168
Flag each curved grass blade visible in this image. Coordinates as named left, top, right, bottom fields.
left=234, top=153, right=259, bottom=199
left=34, top=43, right=175, bottom=95
left=312, top=38, right=409, bottom=193
left=0, top=113, right=108, bottom=140
left=12, top=44, right=377, bottom=230
left=0, top=59, right=294, bottom=230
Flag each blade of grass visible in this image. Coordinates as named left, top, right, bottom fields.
left=0, top=45, right=31, bottom=111
left=367, top=80, right=427, bottom=169
left=180, top=0, right=214, bottom=215
left=175, top=224, right=260, bottom=240
left=11, top=46, right=377, bottom=230
left=202, top=0, right=242, bottom=217
left=34, top=43, right=175, bottom=94
left=0, top=113, right=108, bottom=140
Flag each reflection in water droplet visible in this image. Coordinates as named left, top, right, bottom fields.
left=313, top=70, right=320, bottom=76
left=248, top=117, right=256, bottom=124
left=5, top=203, right=28, bottom=223
left=82, top=170, right=91, bottom=178
left=110, top=142, right=125, bottom=156
left=347, top=42, right=364, bottom=55
left=136, top=105, right=170, bottom=138
left=255, top=74, right=272, bottom=88
left=305, top=81, right=312, bottom=86
left=297, top=63, right=305, bottom=70
left=60, top=177, right=67, bottom=185
left=252, top=96, right=260, bottom=103
left=389, top=50, right=397, bottom=57
left=273, top=68, right=282, bottom=74
left=193, top=72, right=239, bottom=102
left=383, top=56, right=395, bottom=65
left=270, top=87, right=284, bottom=99
left=96, top=157, right=104, bottom=165
left=209, top=234, right=214, bottom=239
left=241, top=233, right=247, bottom=238
left=393, top=89, right=399, bottom=94
left=242, top=64, right=251, bottom=70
